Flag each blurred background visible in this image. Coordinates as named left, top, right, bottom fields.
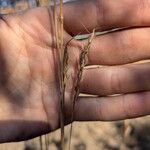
left=0, top=0, right=150, bottom=150
left=0, top=0, right=50, bottom=14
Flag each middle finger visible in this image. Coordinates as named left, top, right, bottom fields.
left=84, top=27, right=150, bottom=65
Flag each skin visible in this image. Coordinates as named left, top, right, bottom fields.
left=0, top=0, right=150, bottom=142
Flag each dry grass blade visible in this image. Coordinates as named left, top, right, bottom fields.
left=44, top=0, right=51, bottom=149
left=44, top=134, right=49, bottom=150
left=69, top=29, right=96, bottom=150
left=54, top=0, right=66, bottom=150
left=39, top=136, right=43, bottom=150
left=58, top=1, right=65, bottom=150
left=36, top=2, right=42, bottom=150
left=36, top=1, right=50, bottom=149
left=59, top=1, right=65, bottom=149
left=120, top=120, right=133, bottom=149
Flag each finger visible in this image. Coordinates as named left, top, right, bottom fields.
left=80, top=63, right=150, bottom=96
left=86, top=28, right=150, bottom=65
left=64, top=0, right=150, bottom=35
left=74, top=91, right=150, bottom=121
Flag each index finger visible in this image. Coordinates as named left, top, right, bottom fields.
left=63, top=0, right=150, bottom=35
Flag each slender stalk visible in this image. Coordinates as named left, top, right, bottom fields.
left=39, top=136, right=43, bottom=150
left=57, top=0, right=65, bottom=149
left=54, top=1, right=65, bottom=150
left=44, top=134, right=49, bottom=150
left=43, top=1, right=52, bottom=149
left=54, top=0, right=59, bottom=49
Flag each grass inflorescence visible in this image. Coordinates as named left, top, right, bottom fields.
left=68, top=29, right=95, bottom=150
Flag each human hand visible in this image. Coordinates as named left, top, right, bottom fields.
left=0, top=0, right=150, bottom=142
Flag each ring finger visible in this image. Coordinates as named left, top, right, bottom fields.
left=80, top=63, right=150, bottom=96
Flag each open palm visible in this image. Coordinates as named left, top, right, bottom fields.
left=0, top=0, right=150, bottom=142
